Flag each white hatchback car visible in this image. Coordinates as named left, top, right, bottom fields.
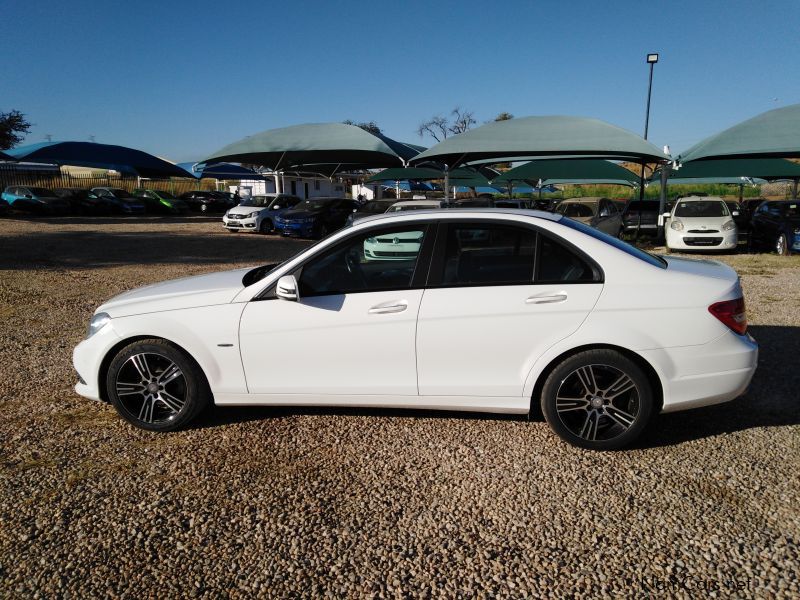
left=222, top=194, right=301, bottom=234
left=665, top=196, right=738, bottom=251
left=73, top=210, right=758, bottom=450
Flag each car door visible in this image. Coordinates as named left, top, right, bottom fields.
left=238, top=222, right=435, bottom=397
left=416, top=221, right=603, bottom=399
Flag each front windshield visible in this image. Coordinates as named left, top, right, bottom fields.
left=241, top=195, right=274, bottom=207
left=295, top=198, right=336, bottom=211
left=111, top=188, right=134, bottom=199
left=675, top=200, right=729, bottom=218
left=157, top=191, right=177, bottom=199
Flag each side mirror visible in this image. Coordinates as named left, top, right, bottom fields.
left=272, top=205, right=281, bottom=210
left=276, top=275, right=299, bottom=301
left=732, top=210, right=740, bottom=216
left=662, top=212, right=671, bottom=218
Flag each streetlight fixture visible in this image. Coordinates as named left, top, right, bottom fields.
left=635, top=52, right=660, bottom=241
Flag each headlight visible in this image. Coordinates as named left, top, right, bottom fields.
left=670, top=220, right=684, bottom=231
left=87, top=312, right=111, bottom=338
left=793, top=228, right=800, bottom=235
left=722, top=220, right=736, bottom=231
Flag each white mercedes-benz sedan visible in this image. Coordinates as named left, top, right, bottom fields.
left=73, top=209, right=758, bottom=450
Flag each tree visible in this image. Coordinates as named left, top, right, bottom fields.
left=417, top=107, right=476, bottom=142
left=0, top=110, right=32, bottom=150
left=343, top=120, right=382, bottom=135
left=494, top=112, right=514, bottom=121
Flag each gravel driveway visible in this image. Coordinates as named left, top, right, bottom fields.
left=1, top=215, right=798, bottom=597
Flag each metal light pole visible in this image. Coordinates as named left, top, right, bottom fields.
left=637, top=53, right=659, bottom=241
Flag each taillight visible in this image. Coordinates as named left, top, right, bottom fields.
left=709, top=297, right=747, bottom=335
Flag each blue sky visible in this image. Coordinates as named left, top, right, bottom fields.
left=3, top=0, right=798, bottom=162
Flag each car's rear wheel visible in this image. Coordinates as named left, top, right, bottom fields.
left=776, top=233, right=788, bottom=256
left=106, top=339, right=210, bottom=431
left=541, top=349, right=654, bottom=450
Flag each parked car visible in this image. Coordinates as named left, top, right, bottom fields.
left=493, top=199, right=530, bottom=209
left=665, top=196, right=738, bottom=252
left=53, top=188, right=115, bottom=214
left=622, top=199, right=661, bottom=234
left=385, top=200, right=445, bottom=212
left=453, top=198, right=494, bottom=208
left=222, top=194, right=302, bottom=234
left=724, top=200, right=749, bottom=232
left=363, top=229, right=425, bottom=261
left=740, top=197, right=767, bottom=227
left=346, top=199, right=396, bottom=225
left=73, top=209, right=758, bottom=450
left=749, top=200, right=800, bottom=255
left=556, top=197, right=623, bottom=237
left=91, top=187, right=146, bottom=214
left=133, top=189, right=189, bottom=214
left=273, top=197, right=358, bottom=238
left=180, top=190, right=230, bottom=213
left=1, top=185, right=71, bottom=214
left=212, top=191, right=239, bottom=208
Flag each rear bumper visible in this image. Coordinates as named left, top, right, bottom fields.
left=640, top=330, right=758, bottom=413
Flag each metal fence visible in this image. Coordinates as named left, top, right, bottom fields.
left=0, top=167, right=217, bottom=195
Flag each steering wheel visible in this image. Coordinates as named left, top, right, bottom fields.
left=345, top=250, right=369, bottom=288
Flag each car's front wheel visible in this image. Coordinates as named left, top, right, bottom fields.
left=541, top=349, right=654, bottom=450
left=106, top=339, right=211, bottom=431
left=259, top=219, right=273, bottom=234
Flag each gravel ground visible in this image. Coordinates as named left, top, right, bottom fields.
left=1, top=215, right=798, bottom=598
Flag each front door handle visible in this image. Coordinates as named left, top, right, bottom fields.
left=526, top=293, right=568, bottom=305
left=368, top=300, right=408, bottom=314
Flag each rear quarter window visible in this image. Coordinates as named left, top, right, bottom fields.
left=560, top=218, right=666, bottom=269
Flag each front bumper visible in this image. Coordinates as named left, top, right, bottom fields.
left=275, top=221, right=315, bottom=237
left=73, top=324, right=122, bottom=401
left=667, top=228, right=737, bottom=251
left=223, top=215, right=258, bottom=231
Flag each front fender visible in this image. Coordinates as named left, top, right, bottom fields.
left=111, top=303, right=248, bottom=396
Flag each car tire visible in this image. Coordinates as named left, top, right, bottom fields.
left=316, top=224, right=329, bottom=239
left=200, top=204, right=208, bottom=213
left=259, top=219, right=273, bottom=234
left=106, top=339, right=211, bottom=432
left=776, top=233, right=788, bottom=256
left=540, top=349, right=654, bottom=450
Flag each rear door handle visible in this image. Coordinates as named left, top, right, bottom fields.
left=368, top=300, right=408, bottom=314
left=526, top=293, right=568, bottom=305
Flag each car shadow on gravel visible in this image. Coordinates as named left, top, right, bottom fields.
left=193, top=325, right=799, bottom=448
left=637, top=324, right=800, bottom=448
left=3, top=214, right=222, bottom=225
left=0, top=229, right=312, bottom=269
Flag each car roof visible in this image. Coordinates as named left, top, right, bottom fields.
left=353, top=207, right=562, bottom=227
left=675, top=195, right=725, bottom=202
left=561, top=197, right=605, bottom=204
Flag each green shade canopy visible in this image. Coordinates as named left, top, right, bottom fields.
left=654, top=158, right=800, bottom=182
left=543, top=178, right=637, bottom=188
left=410, top=116, right=668, bottom=167
left=367, top=166, right=498, bottom=188
left=492, top=159, right=638, bottom=185
left=203, top=123, right=422, bottom=170
left=366, top=167, right=444, bottom=182
left=653, top=177, right=767, bottom=186
left=678, top=104, right=800, bottom=162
